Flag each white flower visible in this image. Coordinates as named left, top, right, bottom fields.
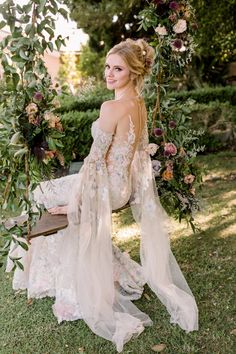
left=173, top=19, right=187, bottom=34
left=152, top=160, right=161, bottom=177
left=146, top=143, right=159, bottom=156
left=155, top=24, right=168, bottom=36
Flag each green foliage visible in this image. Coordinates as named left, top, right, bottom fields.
left=188, top=0, right=236, bottom=84
left=58, top=84, right=112, bottom=114
left=190, top=0, right=236, bottom=64
left=67, top=0, right=148, bottom=52
left=169, top=85, right=236, bottom=105
left=57, top=52, right=81, bottom=94
left=138, top=1, right=203, bottom=229
left=0, top=0, right=68, bottom=268
left=188, top=101, right=236, bottom=152
left=60, top=109, right=99, bottom=163
left=149, top=97, right=204, bottom=228
left=56, top=84, right=235, bottom=165
left=78, top=44, right=106, bottom=80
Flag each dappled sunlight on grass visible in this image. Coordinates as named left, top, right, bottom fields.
left=112, top=223, right=139, bottom=240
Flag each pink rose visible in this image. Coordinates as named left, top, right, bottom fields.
left=184, top=174, right=195, bottom=184
left=173, top=19, right=187, bottom=34
left=164, top=142, right=177, bottom=156
left=155, top=24, right=168, bottom=36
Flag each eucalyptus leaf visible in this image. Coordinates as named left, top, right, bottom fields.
left=0, top=20, right=6, bottom=30
left=14, top=147, right=28, bottom=158
left=19, top=49, right=29, bottom=61
left=10, top=132, right=21, bottom=145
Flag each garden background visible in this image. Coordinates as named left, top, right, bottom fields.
left=0, top=0, right=236, bottom=353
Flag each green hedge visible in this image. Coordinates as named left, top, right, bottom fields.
left=60, top=101, right=235, bottom=163
left=58, top=86, right=112, bottom=114
left=60, top=109, right=99, bottom=163
left=58, top=86, right=236, bottom=117
left=188, top=101, right=236, bottom=152
left=58, top=86, right=236, bottom=163
left=168, top=86, right=236, bottom=105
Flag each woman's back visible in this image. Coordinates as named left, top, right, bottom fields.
left=94, top=97, right=147, bottom=210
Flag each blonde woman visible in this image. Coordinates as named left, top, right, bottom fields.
left=7, top=39, right=198, bottom=352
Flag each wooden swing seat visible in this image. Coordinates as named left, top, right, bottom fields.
left=5, top=204, right=129, bottom=239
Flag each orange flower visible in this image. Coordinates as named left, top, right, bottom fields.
left=162, top=169, right=173, bottom=181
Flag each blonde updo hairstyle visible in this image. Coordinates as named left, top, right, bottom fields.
left=107, top=38, right=155, bottom=94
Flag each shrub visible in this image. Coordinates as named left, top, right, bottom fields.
left=188, top=101, right=236, bottom=152
left=168, top=86, right=236, bottom=105
left=58, top=85, right=112, bottom=114
left=58, top=87, right=236, bottom=164
left=60, top=109, right=99, bottom=163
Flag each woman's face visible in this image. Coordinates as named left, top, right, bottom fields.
left=105, top=54, right=131, bottom=90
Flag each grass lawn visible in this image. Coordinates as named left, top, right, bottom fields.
left=0, top=151, right=236, bottom=354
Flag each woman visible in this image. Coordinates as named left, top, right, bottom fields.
left=7, top=39, right=198, bottom=352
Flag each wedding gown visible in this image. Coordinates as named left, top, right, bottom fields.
left=6, top=105, right=198, bottom=352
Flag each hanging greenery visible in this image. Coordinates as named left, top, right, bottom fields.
left=139, top=0, right=204, bottom=230
left=0, top=0, right=68, bottom=268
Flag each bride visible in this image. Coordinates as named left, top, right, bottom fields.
left=7, top=38, right=198, bottom=352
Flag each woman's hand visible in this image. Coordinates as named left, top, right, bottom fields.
left=48, top=205, right=68, bottom=215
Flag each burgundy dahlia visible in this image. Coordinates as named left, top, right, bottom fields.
left=164, top=150, right=171, bottom=157
left=154, top=127, right=163, bottom=136
left=169, top=1, right=180, bottom=11
left=172, top=39, right=182, bottom=50
left=169, top=120, right=177, bottom=129
left=33, top=91, right=43, bottom=102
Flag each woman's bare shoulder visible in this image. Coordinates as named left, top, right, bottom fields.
left=101, top=99, right=133, bottom=119
left=100, top=99, right=124, bottom=116
left=99, top=100, right=121, bottom=132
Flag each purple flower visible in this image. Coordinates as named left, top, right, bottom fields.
left=154, top=127, right=163, bottom=136
left=33, top=92, right=43, bottom=102
left=164, top=150, right=171, bottom=157
left=172, top=39, right=182, bottom=50
left=169, top=120, right=177, bottom=129
left=169, top=1, right=180, bottom=11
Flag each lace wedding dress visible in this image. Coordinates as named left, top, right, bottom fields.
left=7, top=107, right=198, bottom=352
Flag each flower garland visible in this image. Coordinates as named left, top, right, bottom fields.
left=138, top=1, right=203, bottom=229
